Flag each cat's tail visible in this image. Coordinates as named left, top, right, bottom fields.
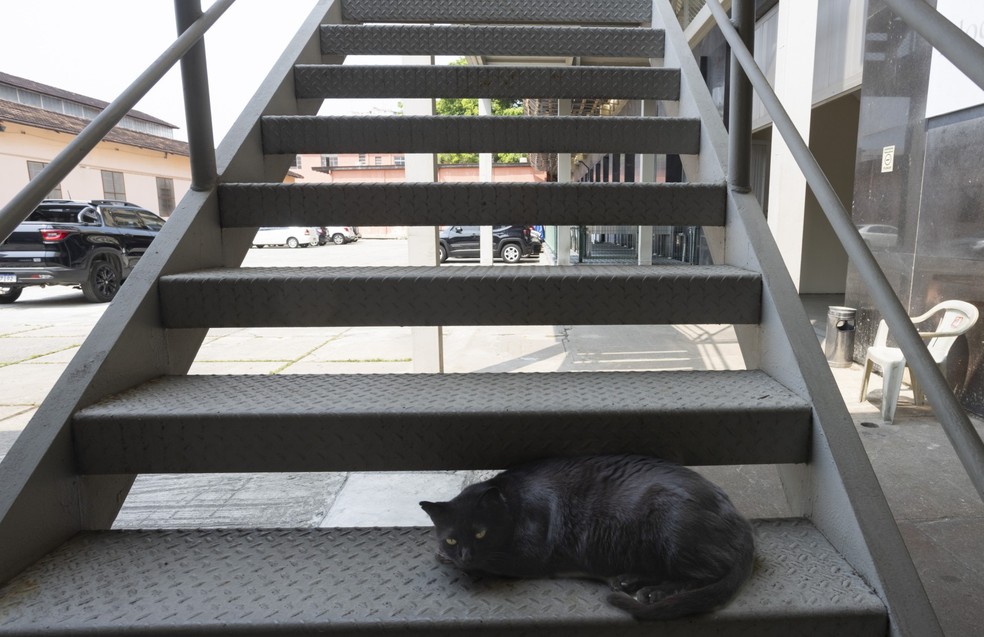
left=606, top=524, right=755, bottom=621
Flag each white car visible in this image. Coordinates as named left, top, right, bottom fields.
left=252, top=226, right=319, bottom=248
left=325, top=226, right=360, bottom=245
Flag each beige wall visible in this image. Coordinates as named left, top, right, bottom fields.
left=0, top=122, right=191, bottom=217
left=291, top=154, right=546, bottom=185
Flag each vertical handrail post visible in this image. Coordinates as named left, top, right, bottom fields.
left=727, top=0, right=754, bottom=193
left=175, top=0, right=218, bottom=191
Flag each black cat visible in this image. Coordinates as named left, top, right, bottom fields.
left=420, top=454, right=755, bottom=620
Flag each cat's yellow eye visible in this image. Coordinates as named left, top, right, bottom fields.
left=445, top=537, right=457, bottom=546
left=475, top=529, right=487, bottom=540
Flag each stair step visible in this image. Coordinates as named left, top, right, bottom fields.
left=0, top=519, right=886, bottom=636
left=261, top=115, right=701, bottom=155
left=73, top=370, right=809, bottom=474
left=158, top=265, right=761, bottom=329
left=341, top=0, right=652, bottom=25
left=218, top=182, right=727, bottom=228
left=295, top=65, right=680, bottom=100
left=321, top=24, right=664, bottom=57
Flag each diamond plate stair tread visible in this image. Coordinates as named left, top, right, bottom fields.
left=218, top=182, right=727, bottom=228
left=0, top=520, right=886, bottom=636
left=73, top=371, right=810, bottom=473
left=261, top=116, right=701, bottom=155
left=320, top=25, right=664, bottom=57
left=341, top=0, right=652, bottom=25
left=294, top=66, right=680, bottom=100
left=158, top=265, right=761, bottom=329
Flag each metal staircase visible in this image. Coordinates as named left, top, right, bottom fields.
left=0, top=0, right=942, bottom=635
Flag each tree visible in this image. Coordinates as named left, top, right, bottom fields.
left=435, top=60, right=526, bottom=165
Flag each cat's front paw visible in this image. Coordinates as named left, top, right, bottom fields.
left=610, top=574, right=652, bottom=594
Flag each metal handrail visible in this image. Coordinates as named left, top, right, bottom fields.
left=704, top=0, right=984, bottom=501
left=0, top=0, right=235, bottom=244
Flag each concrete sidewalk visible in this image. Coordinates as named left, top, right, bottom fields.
left=0, top=244, right=981, bottom=635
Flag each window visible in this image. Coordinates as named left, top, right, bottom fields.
left=321, top=154, right=339, bottom=167
left=374, top=156, right=383, bottom=166
left=394, top=155, right=405, bottom=166
left=294, top=155, right=304, bottom=169
left=358, top=153, right=367, bottom=165
left=105, top=208, right=143, bottom=229
left=101, top=170, right=126, bottom=201
left=138, top=211, right=165, bottom=231
left=26, top=161, right=63, bottom=199
left=156, top=177, right=175, bottom=217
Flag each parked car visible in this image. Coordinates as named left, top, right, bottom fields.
left=857, top=224, right=898, bottom=249
left=325, top=226, right=360, bottom=245
left=439, top=225, right=541, bottom=264
left=0, top=198, right=165, bottom=303
left=252, top=226, right=319, bottom=248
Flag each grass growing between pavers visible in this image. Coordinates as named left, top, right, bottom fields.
left=0, top=344, right=81, bottom=368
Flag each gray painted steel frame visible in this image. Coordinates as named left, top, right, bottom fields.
left=0, top=0, right=343, bottom=586
left=261, top=115, right=701, bottom=155
left=218, top=182, right=727, bottom=227
left=341, top=0, right=652, bottom=25
left=653, top=1, right=941, bottom=635
left=320, top=25, right=664, bottom=57
left=294, top=65, right=681, bottom=100
left=0, top=521, right=885, bottom=636
left=73, top=371, right=810, bottom=473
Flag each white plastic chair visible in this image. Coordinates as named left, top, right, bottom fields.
left=859, top=300, right=979, bottom=422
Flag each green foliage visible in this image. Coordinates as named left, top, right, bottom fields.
left=435, top=59, right=526, bottom=164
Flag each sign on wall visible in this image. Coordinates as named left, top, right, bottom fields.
left=925, top=0, right=984, bottom=118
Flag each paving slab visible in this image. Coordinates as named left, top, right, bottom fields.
left=443, top=325, right=567, bottom=373
left=560, top=324, right=744, bottom=372
left=857, top=416, right=984, bottom=521
left=0, top=361, right=68, bottom=405
left=0, top=407, right=34, bottom=433
left=898, top=518, right=984, bottom=637
left=306, top=326, right=414, bottom=362
left=114, top=473, right=348, bottom=529
left=187, top=361, right=288, bottom=375
left=0, top=337, right=82, bottom=364
left=321, top=472, right=466, bottom=527
left=194, top=333, right=334, bottom=362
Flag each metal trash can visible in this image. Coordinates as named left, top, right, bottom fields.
left=824, top=306, right=856, bottom=367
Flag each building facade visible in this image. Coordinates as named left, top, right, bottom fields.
left=0, top=72, right=190, bottom=217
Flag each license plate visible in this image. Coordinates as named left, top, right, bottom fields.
left=0, top=273, right=16, bottom=284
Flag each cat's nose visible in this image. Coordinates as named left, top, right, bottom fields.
left=459, top=547, right=472, bottom=564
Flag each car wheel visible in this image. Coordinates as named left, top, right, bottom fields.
left=439, top=244, right=448, bottom=263
left=332, top=233, right=345, bottom=245
left=0, top=285, right=23, bottom=304
left=500, top=243, right=522, bottom=264
left=81, top=259, right=121, bottom=303
left=286, top=237, right=300, bottom=248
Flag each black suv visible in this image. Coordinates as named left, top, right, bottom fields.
left=439, top=225, right=541, bottom=264
left=0, top=199, right=165, bottom=303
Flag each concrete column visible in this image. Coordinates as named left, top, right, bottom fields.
left=638, top=101, right=656, bottom=265
left=555, top=98, right=572, bottom=265
left=403, top=55, right=443, bottom=372
left=478, top=98, right=494, bottom=265
left=766, top=0, right=818, bottom=291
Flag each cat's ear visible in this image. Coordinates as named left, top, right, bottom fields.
left=477, top=486, right=507, bottom=511
left=419, top=501, right=451, bottom=523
